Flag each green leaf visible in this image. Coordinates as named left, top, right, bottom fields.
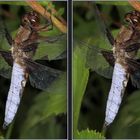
left=110, top=90, right=140, bottom=138
left=0, top=1, right=27, bottom=5
left=0, top=133, right=4, bottom=139
left=0, top=1, right=53, bottom=6
left=0, top=136, right=4, bottom=139
left=20, top=115, right=66, bottom=139
left=85, top=29, right=119, bottom=79
left=73, top=42, right=89, bottom=135
left=96, top=1, right=130, bottom=6
left=75, top=129, right=105, bottom=139
left=86, top=43, right=113, bottom=79
left=0, top=50, right=11, bottom=78
left=19, top=72, right=66, bottom=138
left=34, top=30, right=66, bottom=60
left=56, top=8, right=65, bottom=16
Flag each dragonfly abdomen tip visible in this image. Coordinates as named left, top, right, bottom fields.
left=2, top=122, right=8, bottom=129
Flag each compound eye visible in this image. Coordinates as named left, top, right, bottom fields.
left=133, top=18, right=138, bottom=23
left=30, top=18, right=38, bottom=26
left=31, top=19, right=36, bottom=25
left=31, top=19, right=36, bottom=23
left=125, top=18, right=133, bottom=24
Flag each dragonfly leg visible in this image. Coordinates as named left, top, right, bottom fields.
left=35, top=12, right=53, bottom=32
left=4, top=27, right=13, bottom=46
left=42, top=8, right=53, bottom=31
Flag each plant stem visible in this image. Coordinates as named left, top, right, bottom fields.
left=26, top=1, right=67, bottom=33
left=128, top=0, right=140, bottom=11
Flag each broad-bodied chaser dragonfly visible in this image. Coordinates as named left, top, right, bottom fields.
left=78, top=3, right=140, bottom=129
left=0, top=8, right=66, bottom=129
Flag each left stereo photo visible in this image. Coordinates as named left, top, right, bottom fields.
left=0, top=1, right=67, bottom=139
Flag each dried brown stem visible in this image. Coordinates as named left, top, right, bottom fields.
left=128, top=0, right=140, bottom=12
left=26, top=1, right=67, bottom=33
left=47, top=2, right=67, bottom=25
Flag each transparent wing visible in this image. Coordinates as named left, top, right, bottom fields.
left=0, top=15, right=13, bottom=78
left=92, top=3, right=115, bottom=46
left=0, top=50, right=12, bottom=79
left=0, top=50, right=13, bottom=66
left=78, top=41, right=114, bottom=79
left=130, top=71, right=140, bottom=89
left=20, top=34, right=67, bottom=61
left=24, top=58, right=63, bottom=90
left=0, top=50, right=63, bottom=90
left=126, top=58, right=140, bottom=88
left=82, top=3, right=115, bottom=78
left=0, top=15, right=12, bottom=47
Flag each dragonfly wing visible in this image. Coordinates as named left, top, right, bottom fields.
left=126, top=58, right=140, bottom=73
left=0, top=16, right=13, bottom=46
left=0, top=50, right=13, bottom=66
left=0, top=50, right=12, bottom=79
left=21, top=34, right=66, bottom=51
left=130, top=71, right=140, bottom=88
left=124, top=43, right=140, bottom=52
left=126, top=58, right=140, bottom=88
left=50, top=50, right=66, bottom=60
left=41, top=50, right=67, bottom=60
left=101, top=50, right=115, bottom=66
left=80, top=4, right=115, bottom=79
left=78, top=40, right=114, bottom=79
left=0, top=68, right=12, bottom=79
left=23, top=58, right=63, bottom=90
left=88, top=47, right=114, bottom=79
left=21, top=34, right=66, bottom=61
left=87, top=44, right=115, bottom=80
left=92, top=3, right=115, bottom=46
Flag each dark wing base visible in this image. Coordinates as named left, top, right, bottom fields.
left=130, top=71, right=140, bottom=89
left=0, top=50, right=13, bottom=66
left=24, top=58, right=63, bottom=90
left=126, top=58, right=140, bottom=88
left=101, top=50, right=115, bottom=66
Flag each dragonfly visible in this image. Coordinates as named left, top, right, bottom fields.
left=80, top=5, right=140, bottom=128
left=0, top=10, right=66, bottom=129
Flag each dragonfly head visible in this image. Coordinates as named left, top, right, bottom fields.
left=22, top=11, right=40, bottom=29
left=125, top=10, right=140, bottom=28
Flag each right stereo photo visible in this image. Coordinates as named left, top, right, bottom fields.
left=73, top=1, right=140, bottom=139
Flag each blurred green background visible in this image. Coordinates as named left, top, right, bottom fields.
left=73, top=1, right=140, bottom=139
left=0, top=1, right=67, bottom=139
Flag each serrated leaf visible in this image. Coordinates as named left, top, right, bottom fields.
left=75, top=129, right=105, bottom=139
left=34, top=32, right=66, bottom=60
left=73, top=42, right=89, bottom=135
left=19, top=72, right=66, bottom=137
